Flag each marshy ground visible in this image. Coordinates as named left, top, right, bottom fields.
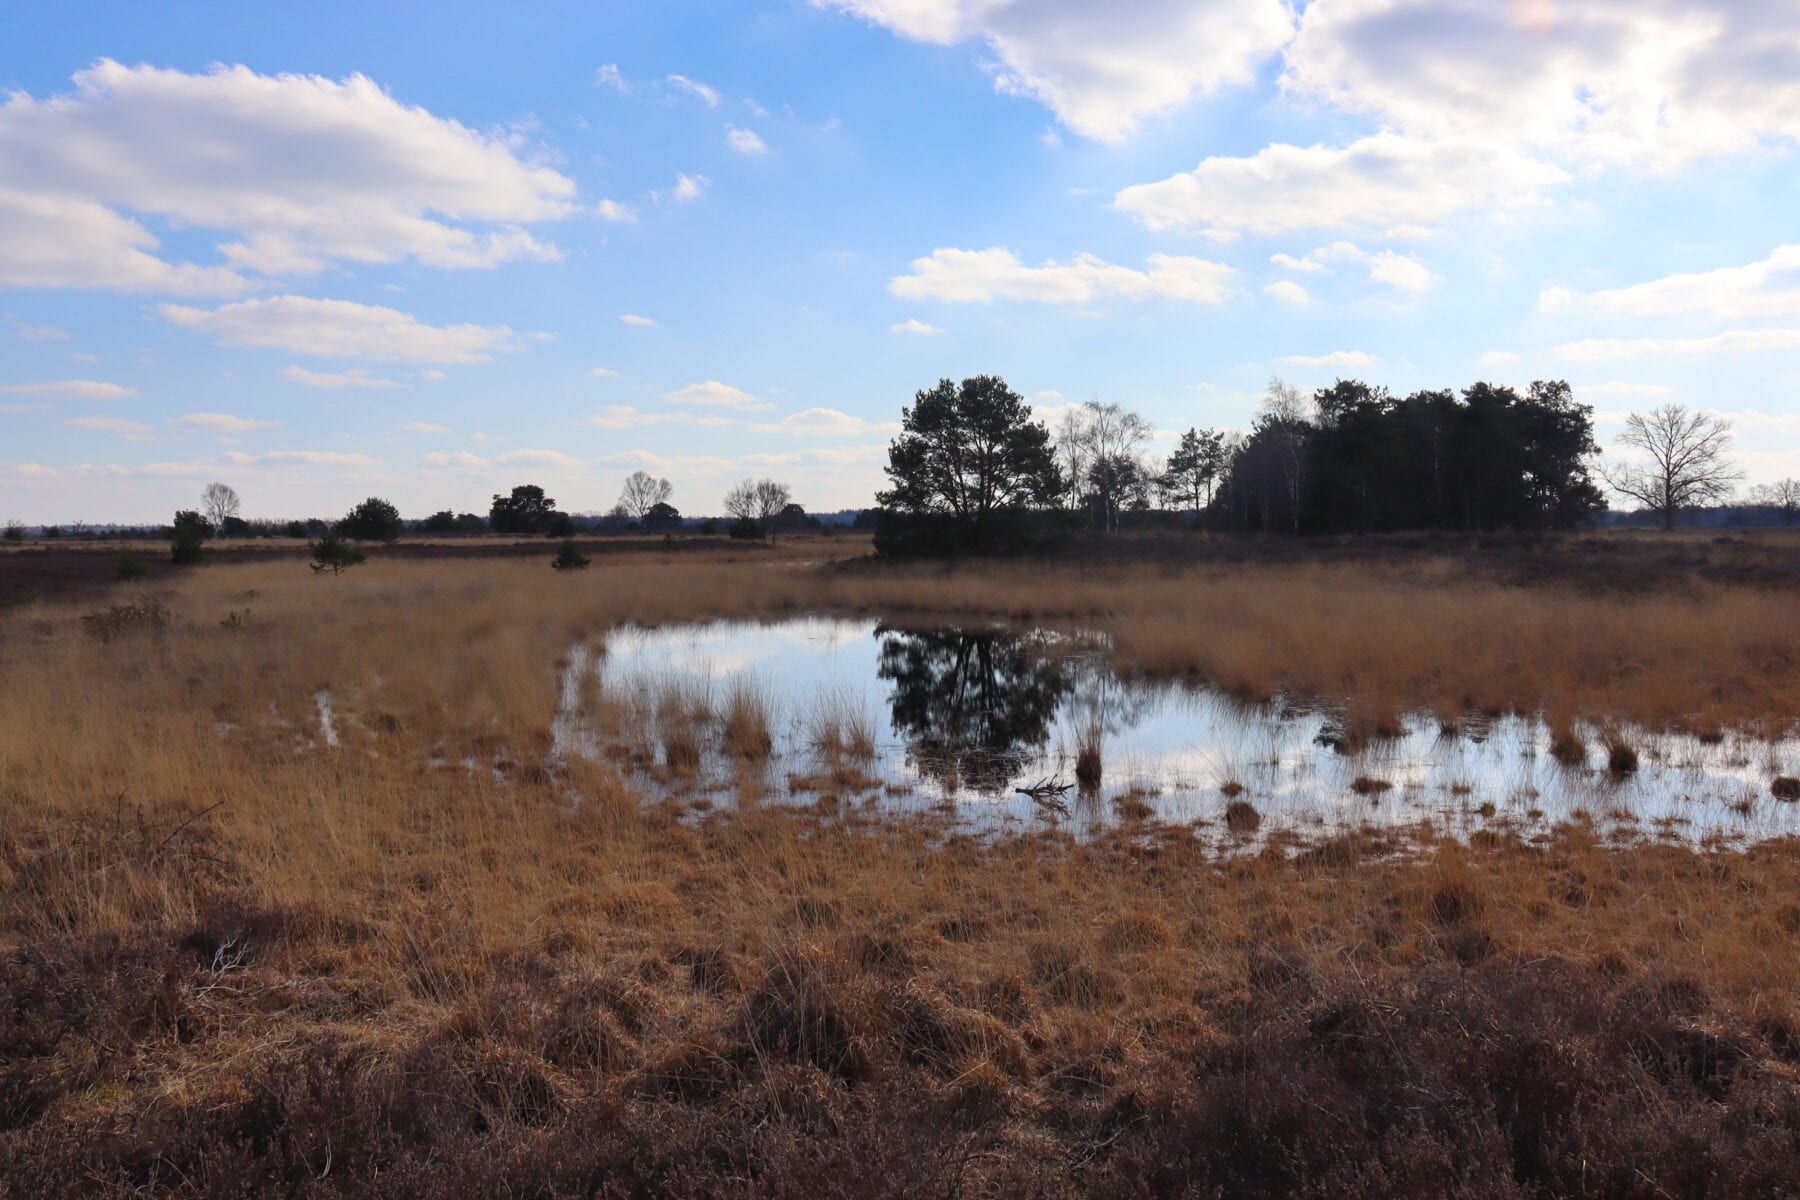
left=2, top=532, right=1799, bottom=1197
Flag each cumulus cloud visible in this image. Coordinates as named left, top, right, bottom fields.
left=751, top=408, right=901, bottom=437
left=595, top=64, right=631, bottom=94
left=589, top=367, right=620, bottom=378
left=1479, top=350, right=1522, bottom=369
left=163, top=296, right=519, bottom=363
left=0, top=60, right=576, bottom=290
left=172, top=412, right=275, bottom=433
left=890, top=317, right=945, bottom=335
left=1116, top=133, right=1562, bottom=236
left=10, top=320, right=69, bottom=341
left=818, top=0, right=1294, bottom=141
left=0, top=379, right=135, bottom=399
left=1280, top=350, right=1380, bottom=368
left=620, top=313, right=657, bottom=328
left=63, top=415, right=150, bottom=436
left=596, top=199, right=638, bottom=223
left=672, top=173, right=709, bottom=202
left=663, top=381, right=775, bottom=411
left=398, top=421, right=451, bottom=433
left=1555, top=328, right=1800, bottom=362
left=1263, top=280, right=1311, bottom=305
left=891, top=248, right=1236, bottom=304
left=1270, top=253, right=1326, bottom=274
left=422, top=450, right=488, bottom=467
left=1563, top=245, right=1800, bottom=322
left=726, top=126, right=768, bottom=155
left=1576, top=381, right=1675, bottom=398
left=585, top=405, right=732, bottom=430
left=278, top=365, right=408, bottom=389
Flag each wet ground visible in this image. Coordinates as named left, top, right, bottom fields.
left=554, top=617, right=1800, bottom=843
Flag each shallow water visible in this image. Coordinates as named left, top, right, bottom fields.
left=554, top=617, right=1800, bottom=843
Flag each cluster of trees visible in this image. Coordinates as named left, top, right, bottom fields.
left=874, top=374, right=1775, bottom=553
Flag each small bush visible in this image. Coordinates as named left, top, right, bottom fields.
left=551, top=539, right=591, bottom=571
left=309, top=533, right=366, bottom=575
left=1350, top=775, right=1393, bottom=795
left=1773, top=776, right=1800, bottom=802
left=169, top=509, right=212, bottom=564
left=80, top=599, right=171, bottom=643
left=113, top=551, right=150, bottom=581
left=1607, top=738, right=1639, bottom=774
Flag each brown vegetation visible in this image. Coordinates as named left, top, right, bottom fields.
left=2, top=543, right=1798, bottom=1195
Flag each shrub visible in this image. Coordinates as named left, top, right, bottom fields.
left=1, top=520, right=22, bottom=542
left=727, top=516, right=763, bottom=541
left=309, top=533, right=366, bottom=575
left=80, top=599, right=170, bottom=643
left=1225, top=799, right=1262, bottom=835
left=339, top=497, right=403, bottom=544
left=550, top=539, right=590, bottom=571
left=1773, top=776, right=1800, bottom=802
left=169, top=509, right=212, bottom=564
left=113, top=551, right=150, bottom=581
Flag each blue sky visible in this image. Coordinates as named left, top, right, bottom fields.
left=3, top=0, right=1798, bottom=523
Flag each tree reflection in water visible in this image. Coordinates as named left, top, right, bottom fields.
left=876, top=625, right=1073, bottom=793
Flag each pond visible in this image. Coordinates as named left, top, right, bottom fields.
left=553, top=617, right=1800, bottom=844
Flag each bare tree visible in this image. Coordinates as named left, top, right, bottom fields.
left=1602, top=404, right=1743, bottom=531
left=1751, top=478, right=1800, bottom=526
left=1257, top=377, right=1311, bottom=533
left=201, top=482, right=240, bottom=532
left=617, top=471, right=673, bottom=521
left=723, top=477, right=791, bottom=541
left=1053, top=399, right=1154, bottom=530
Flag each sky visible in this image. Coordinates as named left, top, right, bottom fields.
left=3, top=0, right=1799, bottom=524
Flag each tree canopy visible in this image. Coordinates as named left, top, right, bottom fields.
left=489, top=484, right=560, bottom=535
left=339, top=497, right=403, bottom=543
left=878, top=376, right=1062, bottom=535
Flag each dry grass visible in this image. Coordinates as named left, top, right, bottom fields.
left=2, top=545, right=1799, bottom=1195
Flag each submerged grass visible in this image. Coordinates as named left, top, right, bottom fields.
left=2, top=543, right=1799, bottom=1195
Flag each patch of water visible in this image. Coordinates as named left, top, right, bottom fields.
left=552, top=618, right=1800, bottom=843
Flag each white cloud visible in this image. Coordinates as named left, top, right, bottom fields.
left=497, top=448, right=583, bottom=468
left=278, top=365, right=408, bottom=389
left=1280, top=350, right=1380, bottom=368
left=422, top=450, right=489, bottom=467
left=163, top=296, right=519, bottom=363
left=667, top=74, right=721, bottom=107
left=819, top=0, right=1295, bottom=142
left=663, top=380, right=775, bottom=410
left=398, top=421, right=452, bottom=433
left=1116, top=133, right=1563, bottom=236
left=620, top=313, right=657, bottom=328
left=63, top=415, right=151, bottom=436
left=1566, top=245, right=1800, bottom=321
left=1284, top=1, right=1800, bottom=174
left=0, top=403, right=48, bottom=415
left=11, top=320, right=69, bottom=341
left=173, top=411, right=275, bottom=433
left=420, top=369, right=446, bottom=381
left=0, top=379, right=136, bottom=400
left=586, top=405, right=732, bottom=430
left=1556, top=329, right=1800, bottom=362
left=1478, top=350, right=1522, bottom=369
left=890, top=317, right=945, bottom=335
left=1537, top=286, right=1575, bottom=314
left=726, top=126, right=768, bottom=155
left=595, top=64, right=631, bottom=94
left=0, top=61, right=576, bottom=289
left=891, top=247, right=1236, bottom=304
left=597, top=198, right=638, bottom=223
left=589, top=367, right=621, bottom=378
left=225, top=449, right=380, bottom=467
left=751, top=408, right=901, bottom=437
left=1270, top=253, right=1326, bottom=274
left=672, top=173, right=709, bottom=202
left=1263, top=280, right=1311, bottom=305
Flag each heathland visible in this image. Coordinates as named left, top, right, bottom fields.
left=2, top=530, right=1798, bottom=1197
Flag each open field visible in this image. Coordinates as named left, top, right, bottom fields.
left=3, top=541, right=1799, bottom=1196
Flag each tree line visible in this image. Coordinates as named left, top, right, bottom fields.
left=873, top=374, right=1783, bottom=553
